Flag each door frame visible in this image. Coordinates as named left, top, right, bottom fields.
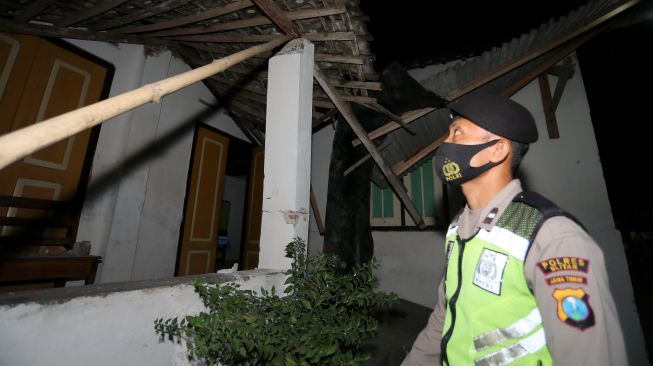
left=174, top=122, right=232, bottom=275
left=239, top=145, right=264, bottom=270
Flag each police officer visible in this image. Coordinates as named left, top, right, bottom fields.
left=401, top=94, right=626, bottom=366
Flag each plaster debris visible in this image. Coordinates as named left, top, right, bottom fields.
left=282, top=208, right=309, bottom=226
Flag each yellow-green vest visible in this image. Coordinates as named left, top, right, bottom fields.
left=441, top=197, right=555, bottom=366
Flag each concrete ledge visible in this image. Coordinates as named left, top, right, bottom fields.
left=0, top=269, right=283, bottom=307
left=0, top=270, right=287, bottom=366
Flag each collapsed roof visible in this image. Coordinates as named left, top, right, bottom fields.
left=0, top=0, right=377, bottom=144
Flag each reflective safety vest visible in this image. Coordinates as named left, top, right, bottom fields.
left=441, top=192, right=572, bottom=366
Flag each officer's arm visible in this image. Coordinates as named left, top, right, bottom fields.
left=401, top=277, right=445, bottom=366
left=526, top=216, right=627, bottom=366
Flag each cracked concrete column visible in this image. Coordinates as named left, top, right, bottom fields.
left=258, top=39, right=314, bottom=270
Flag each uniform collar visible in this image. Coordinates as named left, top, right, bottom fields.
left=458, top=179, right=523, bottom=233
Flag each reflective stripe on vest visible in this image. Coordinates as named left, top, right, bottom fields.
left=475, top=225, right=530, bottom=260
left=475, top=328, right=547, bottom=366
left=474, top=308, right=543, bottom=351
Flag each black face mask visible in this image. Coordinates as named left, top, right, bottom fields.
left=434, top=140, right=501, bottom=186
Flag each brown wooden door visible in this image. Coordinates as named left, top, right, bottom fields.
left=0, top=33, right=107, bottom=250
left=176, top=126, right=229, bottom=276
left=242, top=146, right=264, bottom=270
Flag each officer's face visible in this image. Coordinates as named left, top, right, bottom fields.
left=445, top=117, right=492, bottom=145
left=444, top=117, right=509, bottom=168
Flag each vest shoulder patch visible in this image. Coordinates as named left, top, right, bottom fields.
left=473, top=248, right=508, bottom=295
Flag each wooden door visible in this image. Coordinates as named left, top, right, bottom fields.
left=0, top=33, right=107, bottom=250
left=176, top=126, right=229, bottom=276
left=242, top=146, right=264, bottom=270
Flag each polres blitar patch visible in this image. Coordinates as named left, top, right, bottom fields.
left=537, top=257, right=589, bottom=274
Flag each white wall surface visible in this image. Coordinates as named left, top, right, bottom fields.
left=307, top=124, right=335, bottom=257
left=223, top=175, right=247, bottom=262
left=68, top=40, right=146, bottom=282
left=67, top=39, right=248, bottom=283
left=0, top=271, right=285, bottom=366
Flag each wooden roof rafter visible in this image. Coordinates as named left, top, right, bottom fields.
left=0, top=0, right=381, bottom=151
left=111, top=0, right=256, bottom=33
left=248, top=0, right=426, bottom=229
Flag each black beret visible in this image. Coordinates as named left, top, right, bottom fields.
left=448, top=94, right=538, bottom=143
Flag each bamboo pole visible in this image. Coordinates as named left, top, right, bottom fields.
left=0, top=37, right=290, bottom=170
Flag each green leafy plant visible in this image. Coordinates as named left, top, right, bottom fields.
left=155, top=237, right=397, bottom=365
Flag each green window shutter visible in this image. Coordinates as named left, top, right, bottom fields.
left=382, top=186, right=394, bottom=217
left=371, top=183, right=383, bottom=218
left=410, top=166, right=424, bottom=215
left=422, top=160, right=436, bottom=217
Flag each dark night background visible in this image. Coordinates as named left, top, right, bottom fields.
left=360, top=0, right=653, bottom=355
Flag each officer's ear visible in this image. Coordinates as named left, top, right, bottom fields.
left=490, top=138, right=511, bottom=163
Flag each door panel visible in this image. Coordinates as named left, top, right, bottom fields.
left=177, top=126, right=229, bottom=276
left=0, top=37, right=105, bottom=203
left=0, top=33, right=107, bottom=251
left=242, top=146, right=264, bottom=270
left=0, top=33, right=40, bottom=136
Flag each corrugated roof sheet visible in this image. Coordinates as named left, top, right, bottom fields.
left=371, top=0, right=634, bottom=188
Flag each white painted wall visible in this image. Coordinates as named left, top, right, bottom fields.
left=223, top=175, right=247, bottom=262
left=0, top=270, right=286, bottom=366
left=66, top=39, right=248, bottom=283
left=308, top=53, right=646, bottom=364
left=307, top=124, right=335, bottom=257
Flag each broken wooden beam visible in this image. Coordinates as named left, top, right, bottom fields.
left=392, top=134, right=447, bottom=176
left=538, top=74, right=560, bottom=139
left=550, top=57, right=574, bottom=109
left=344, top=139, right=392, bottom=176
left=314, top=65, right=426, bottom=229
left=351, top=107, right=436, bottom=147
left=356, top=102, right=416, bottom=135
left=312, top=108, right=338, bottom=132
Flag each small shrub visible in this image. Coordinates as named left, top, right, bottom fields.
left=155, top=237, right=397, bottom=366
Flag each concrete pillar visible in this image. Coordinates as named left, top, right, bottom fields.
left=258, top=39, right=314, bottom=270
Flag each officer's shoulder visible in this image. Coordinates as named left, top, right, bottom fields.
left=539, top=215, right=587, bottom=237
left=533, top=215, right=604, bottom=259
left=517, top=191, right=589, bottom=238
left=516, top=192, right=582, bottom=227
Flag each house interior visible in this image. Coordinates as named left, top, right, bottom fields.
left=0, top=0, right=651, bottom=364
